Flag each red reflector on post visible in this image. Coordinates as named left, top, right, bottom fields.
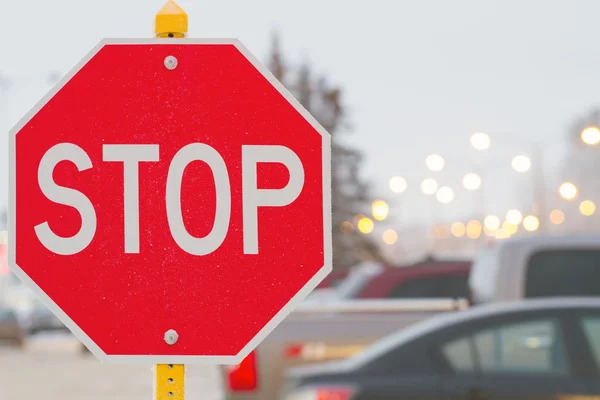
left=227, top=351, right=257, bottom=391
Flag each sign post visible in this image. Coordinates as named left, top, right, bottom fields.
left=154, top=3, right=188, bottom=398
left=9, top=0, right=332, bottom=398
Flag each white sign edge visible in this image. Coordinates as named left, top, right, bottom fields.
left=8, top=37, right=333, bottom=365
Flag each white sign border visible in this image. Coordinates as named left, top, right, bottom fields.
left=8, top=38, right=332, bottom=365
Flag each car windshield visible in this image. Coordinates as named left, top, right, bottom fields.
left=334, top=273, right=373, bottom=299
left=333, top=262, right=384, bottom=299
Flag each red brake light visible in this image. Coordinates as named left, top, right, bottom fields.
left=226, top=351, right=257, bottom=391
left=315, top=386, right=355, bottom=400
left=285, top=343, right=304, bottom=358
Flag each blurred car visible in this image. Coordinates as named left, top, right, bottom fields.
left=282, top=297, right=600, bottom=400
left=315, top=269, right=350, bottom=289
left=470, top=235, right=600, bottom=304
left=351, top=260, right=471, bottom=299
left=23, top=307, right=67, bottom=334
left=222, top=260, right=471, bottom=399
left=0, top=307, right=25, bottom=347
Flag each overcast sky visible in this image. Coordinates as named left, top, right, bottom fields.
left=2, top=0, right=600, bottom=228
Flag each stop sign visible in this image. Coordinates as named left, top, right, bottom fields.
left=9, top=39, right=331, bottom=364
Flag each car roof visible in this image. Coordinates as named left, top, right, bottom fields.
left=347, top=297, right=600, bottom=368
left=495, top=234, right=600, bottom=250
left=381, top=261, right=470, bottom=276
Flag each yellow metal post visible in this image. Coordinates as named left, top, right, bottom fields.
left=154, top=2, right=187, bottom=399
left=155, top=0, right=188, bottom=38
left=155, top=364, right=185, bottom=400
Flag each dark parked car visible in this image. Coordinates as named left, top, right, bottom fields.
left=282, top=297, right=600, bottom=400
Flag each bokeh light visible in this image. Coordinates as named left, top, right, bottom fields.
left=511, top=155, right=532, bottom=173
left=581, top=126, right=600, bottom=145
left=357, top=217, right=374, bottom=234
left=421, top=178, right=438, bottom=195
left=372, top=200, right=390, bottom=221
left=466, top=220, right=482, bottom=239
left=484, top=215, right=500, bottom=231
left=523, top=215, right=540, bottom=232
left=506, top=209, right=523, bottom=225
left=389, top=176, right=407, bottom=193
left=502, top=220, right=519, bottom=235
left=436, top=186, right=454, bottom=204
left=559, top=182, right=578, bottom=200
left=450, top=222, right=466, bottom=238
left=579, top=200, right=596, bottom=216
left=340, top=221, right=353, bottom=233
left=471, top=132, right=491, bottom=151
left=425, top=154, right=445, bottom=172
left=495, top=229, right=511, bottom=240
left=462, top=173, right=482, bottom=191
left=484, top=226, right=496, bottom=237
left=382, top=229, right=398, bottom=245
left=549, top=209, right=565, bottom=225
left=434, top=224, right=450, bottom=239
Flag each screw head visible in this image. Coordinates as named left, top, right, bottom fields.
left=164, top=329, right=179, bottom=345
left=164, top=56, right=178, bottom=70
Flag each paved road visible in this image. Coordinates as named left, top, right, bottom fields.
left=0, top=333, right=224, bottom=400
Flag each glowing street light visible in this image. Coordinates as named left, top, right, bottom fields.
left=372, top=200, right=390, bottom=221
left=382, top=229, right=398, bottom=245
left=425, top=154, right=445, bottom=172
left=506, top=209, right=523, bottom=225
left=502, top=220, right=519, bottom=235
left=462, top=173, right=482, bottom=191
left=484, top=215, right=500, bottom=231
left=549, top=209, right=565, bottom=225
left=466, top=220, right=482, bottom=239
left=434, top=224, right=450, bottom=239
left=436, top=186, right=454, bottom=204
left=357, top=217, right=374, bottom=234
left=450, top=222, right=466, bottom=238
left=559, top=182, right=578, bottom=200
left=581, top=126, right=600, bottom=146
left=389, top=176, right=407, bottom=193
left=421, top=178, right=438, bottom=195
left=470, top=132, right=491, bottom=151
left=523, top=215, right=540, bottom=232
left=511, top=155, right=532, bottom=173
left=495, top=229, right=511, bottom=240
left=579, top=200, right=596, bottom=216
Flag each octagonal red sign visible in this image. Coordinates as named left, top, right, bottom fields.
left=9, top=39, right=332, bottom=364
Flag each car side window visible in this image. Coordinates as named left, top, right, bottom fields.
left=580, top=316, right=600, bottom=369
left=441, top=337, right=474, bottom=372
left=474, top=319, right=568, bottom=375
left=440, top=318, right=569, bottom=376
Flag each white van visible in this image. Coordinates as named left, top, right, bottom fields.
left=469, top=235, right=600, bottom=304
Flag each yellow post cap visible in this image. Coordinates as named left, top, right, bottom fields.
left=155, top=0, right=188, bottom=38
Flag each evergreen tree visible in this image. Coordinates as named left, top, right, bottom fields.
left=267, top=33, right=383, bottom=269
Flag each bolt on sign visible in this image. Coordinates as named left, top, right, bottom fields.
left=8, top=1, right=332, bottom=368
